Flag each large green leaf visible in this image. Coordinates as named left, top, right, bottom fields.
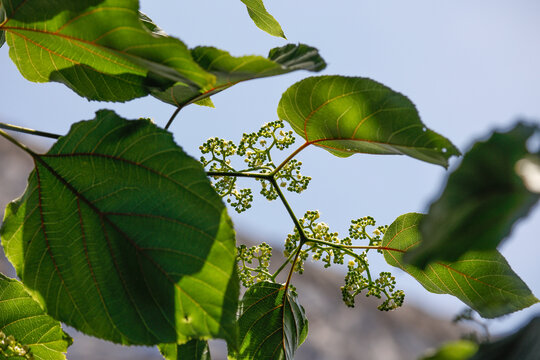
left=0, top=0, right=214, bottom=101
left=277, top=76, right=460, bottom=167
left=234, top=282, right=307, bottom=360
left=159, top=340, right=211, bottom=360
left=240, top=0, right=285, bottom=38
left=0, top=110, right=238, bottom=345
left=0, top=274, right=72, bottom=360
left=470, top=316, right=540, bottom=360
left=406, top=123, right=540, bottom=267
left=382, top=213, right=538, bottom=318
left=153, top=44, right=326, bottom=108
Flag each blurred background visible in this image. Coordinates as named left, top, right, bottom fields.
left=1, top=0, right=539, bottom=358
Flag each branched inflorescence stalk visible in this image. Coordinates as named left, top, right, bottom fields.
left=199, top=120, right=405, bottom=311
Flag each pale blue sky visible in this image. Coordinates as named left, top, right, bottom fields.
left=1, top=0, right=539, bottom=335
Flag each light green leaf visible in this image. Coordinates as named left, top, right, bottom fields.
left=419, top=340, right=478, bottom=360
left=0, top=274, right=72, bottom=360
left=0, top=0, right=214, bottom=101
left=153, top=44, right=326, bottom=108
left=406, top=123, right=540, bottom=267
left=0, top=110, right=238, bottom=345
left=234, top=282, right=307, bottom=360
left=470, top=316, right=540, bottom=360
left=277, top=76, right=460, bottom=168
left=382, top=213, right=538, bottom=318
left=240, top=0, right=285, bottom=38
left=159, top=340, right=211, bottom=360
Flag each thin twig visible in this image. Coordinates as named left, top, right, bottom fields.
left=0, top=122, right=60, bottom=139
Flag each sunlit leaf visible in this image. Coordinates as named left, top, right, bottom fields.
left=240, top=0, right=285, bottom=38
left=234, top=282, right=307, bottom=359
left=382, top=213, right=538, bottom=318
left=277, top=76, right=460, bottom=167
left=0, top=274, right=72, bottom=360
left=406, top=123, right=540, bottom=267
left=0, top=0, right=214, bottom=101
left=0, top=110, right=238, bottom=345
left=470, top=316, right=540, bottom=360
left=419, top=340, right=478, bottom=360
left=153, top=44, right=326, bottom=108
left=159, top=340, right=211, bottom=360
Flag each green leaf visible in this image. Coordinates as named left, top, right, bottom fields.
left=240, top=0, right=285, bottom=38
left=382, top=213, right=538, bottom=318
left=0, top=274, right=72, bottom=360
left=159, top=340, right=211, bottom=360
left=419, top=340, right=478, bottom=360
left=406, top=123, right=540, bottom=267
left=470, top=316, right=540, bottom=360
left=0, top=110, right=239, bottom=345
left=277, top=76, right=460, bottom=167
left=0, top=0, right=214, bottom=102
left=0, top=3, right=5, bottom=48
left=153, top=44, right=326, bottom=108
left=234, top=282, right=307, bottom=360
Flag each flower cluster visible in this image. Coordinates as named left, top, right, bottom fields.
left=199, top=121, right=310, bottom=213
left=0, top=331, right=33, bottom=359
left=284, top=211, right=404, bottom=311
left=237, top=243, right=273, bottom=287
left=341, top=260, right=405, bottom=311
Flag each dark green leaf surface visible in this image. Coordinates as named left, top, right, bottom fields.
left=0, top=110, right=238, bottom=345
left=382, top=213, right=538, bottom=318
left=0, top=0, right=214, bottom=101
left=277, top=76, right=460, bottom=167
left=0, top=274, right=72, bottom=360
left=470, top=316, right=540, bottom=360
left=235, top=282, right=307, bottom=360
left=159, top=340, right=211, bottom=360
left=406, top=123, right=540, bottom=267
left=153, top=44, right=326, bottom=108
left=0, top=3, right=5, bottom=48
left=240, top=0, right=285, bottom=38
left=419, top=340, right=478, bottom=360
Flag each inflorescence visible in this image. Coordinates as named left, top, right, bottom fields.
left=200, top=122, right=405, bottom=312
left=0, top=331, right=33, bottom=359
left=284, top=212, right=404, bottom=311
left=200, top=120, right=311, bottom=213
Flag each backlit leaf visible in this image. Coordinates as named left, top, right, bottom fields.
left=419, top=340, right=478, bottom=360
left=0, top=110, right=238, bottom=345
left=234, top=282, right=307, bottom=360
left=277, top=76, right=460, bottom=167
left=406, top=123, right=540, bottom=267
left=382, top=213, right=538, bottom=318
left=470, top=316, right=540, bottom=360
left=153, top=44, right=326, bottom=109
left=159, top=340, right=211, bottom=360
left=0, top=0, right=214, bottom=101
left=0, top=274, right=72, bottom=360
left=240, top=0, right=285, bottom=38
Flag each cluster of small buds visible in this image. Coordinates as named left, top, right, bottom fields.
left=0, top=331, right=33, bottom=359
left=349, top=217, right=388, bottom=253
left=341, top=262, right=404, bottom=311
left=237, top=243, right=273, bottom=287
left=276, top=159, right=311, bottom=194
left=199, top=121, right=310, bottom=212
left=284, top=210, right=346, bottom=272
